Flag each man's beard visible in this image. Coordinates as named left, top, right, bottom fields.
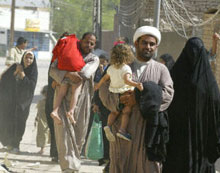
left=136, top=49, right=154, bottom=61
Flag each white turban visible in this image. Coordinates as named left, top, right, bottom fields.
left=133, top=26, right=161, bottom=45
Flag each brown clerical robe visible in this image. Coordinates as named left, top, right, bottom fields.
left=99, top=59, right=174, bottom=173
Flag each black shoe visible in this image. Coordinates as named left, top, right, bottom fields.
left=98, top=158, right=105, bottom=166
left=1, top=164, right=12, bottom=172
left=51, top=156, right=58, bottom=163
left=103, top=161, right=110, bottom=173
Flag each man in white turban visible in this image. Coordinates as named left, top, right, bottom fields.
left=133, top=25, right=161, bottom=45
left=99, top=25, right=174, bottom=173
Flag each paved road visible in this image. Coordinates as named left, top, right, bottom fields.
left=0, top=57, right=104, bottom=173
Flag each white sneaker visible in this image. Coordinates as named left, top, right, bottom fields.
left=116, top=132, right=132, bottom=141
left=104, top=126, right=115, bottom=142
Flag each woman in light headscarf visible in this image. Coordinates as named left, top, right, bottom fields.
left=163, top=37, right=220, bottom=173
left=0, top=51, right=38, bottom=153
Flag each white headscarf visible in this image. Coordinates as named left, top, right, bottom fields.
left=23, top=51, right=34, bottom=58
left=133, top=26, right=161, bottom=45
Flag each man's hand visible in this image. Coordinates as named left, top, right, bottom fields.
left=94, top=83, right=100, bottom=91
left=213, top=32, right=220, bottom=42
left=211, top=32, right=220, bottom=56
left=92, top=104, right=99, bottom=113
left=52, top=80, right=59, bottom=89
left=65, top=71, right=82, bottom=83
left=120, top=90, right=136, bottom=107
left=30, top=47, right=38, bottom=51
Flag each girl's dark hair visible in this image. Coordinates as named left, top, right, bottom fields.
left=17, top=37, right=27, bottom=46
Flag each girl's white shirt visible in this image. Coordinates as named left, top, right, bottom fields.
left=107, top=64, right=134, bottom=94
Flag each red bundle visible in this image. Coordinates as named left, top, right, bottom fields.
left=52, top=34, right=85, bottom=72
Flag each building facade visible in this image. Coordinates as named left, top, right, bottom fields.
left=0, top=0, right=52, bottom=59
left=113, top=0, right=220, bottom=59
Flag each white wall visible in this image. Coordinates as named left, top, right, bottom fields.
left=0, top=6, right=51, bottom=58
left=0, top=7, right=50, bottom=31
left=38, top=51, right=52, bottom=60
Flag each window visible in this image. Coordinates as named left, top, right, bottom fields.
left=7, top=30, right=50, bottom=51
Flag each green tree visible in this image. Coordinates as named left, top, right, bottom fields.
left=51, top=0, right=119, bottom=38
left=102, top=0, right=119, bottom=30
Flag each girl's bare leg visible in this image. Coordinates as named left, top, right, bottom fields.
left=104, top=111, right=119, bottom=142
left=119, top=106, right=132, bottom=133
left=51, top=84, right=68, bottom=124
left=107, top=111, right=119, bottom=127
left=66, top=82, right=82, bottom=124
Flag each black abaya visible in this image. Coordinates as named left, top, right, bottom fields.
left=0, top=52, right=38, bottom=149
left=163, top=37, right=220, bottom=173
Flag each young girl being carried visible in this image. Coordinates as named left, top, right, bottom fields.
left=50, top=34, right=85, bottom=125
left=95, top=44, right=143, bottom=142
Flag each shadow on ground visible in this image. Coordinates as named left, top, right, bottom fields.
left=32, top=94, right=42, bottom=104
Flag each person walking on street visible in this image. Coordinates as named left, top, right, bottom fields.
left=0, top=51, right=38, bottom=153
left=45, top=32, right=70, bottom=163
left=162, top=36, right=220, bottom=173
left=35, top=85, right=50, bottom=155
left=5, top=37, right=36, bottom=67
left=49, top=32, right=99, bottom=173
left=99, top=26, right=174, bottom=173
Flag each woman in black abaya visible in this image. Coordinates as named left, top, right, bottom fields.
left=163, top=37, right=220, bottom=173
left=0, top=51, right=38, bottom=153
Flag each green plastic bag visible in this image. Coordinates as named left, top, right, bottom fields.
left=85, top=113, right=104, bottom=160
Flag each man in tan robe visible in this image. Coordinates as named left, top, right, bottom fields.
left=99, top=26, right=174, bottom=173
left=5, top=37, right=37, bottom=66
left=49, top=32, right=99, bottom=173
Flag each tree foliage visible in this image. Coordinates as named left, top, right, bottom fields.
left=51, top=0, right=119, bottom=39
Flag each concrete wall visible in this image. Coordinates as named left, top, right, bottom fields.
left=158, top=32, right=186, bottom=60
left=101, top=29, right=187, bottom=60
left=101, top=30, right=115, bottom=55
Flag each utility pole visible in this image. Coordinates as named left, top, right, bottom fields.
left=50, top=0, right=53, bottom=31
left=153, top=0, right=161, bottom=58
left=117, top=5, right=121, bottom=37
left=93, top=0, right=102, bottom=48
left=153, top=0, right=161, bottom=28
left=9, top=0, right=15, bottom=53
